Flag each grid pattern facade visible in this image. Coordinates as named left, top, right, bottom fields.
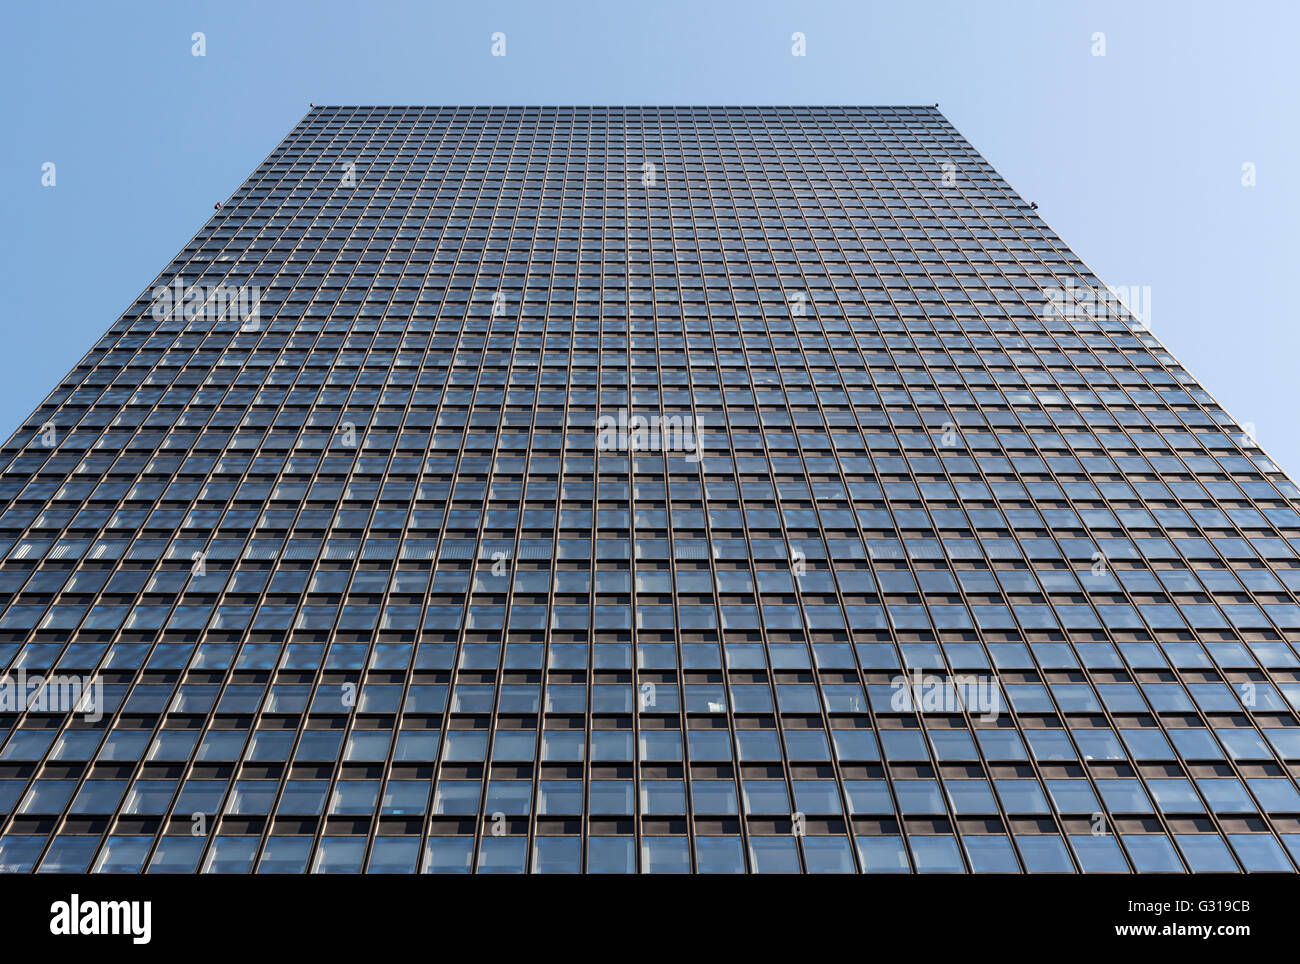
left=1, top=105, right=1299, bottom=874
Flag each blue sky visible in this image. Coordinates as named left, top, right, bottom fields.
left=2, top=0, right=1298, bottom=470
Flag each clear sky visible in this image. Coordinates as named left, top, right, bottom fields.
left=2, top=0, right=1298, bottom=471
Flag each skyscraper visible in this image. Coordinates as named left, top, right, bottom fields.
left=0, top=105, right=1298, bottom=875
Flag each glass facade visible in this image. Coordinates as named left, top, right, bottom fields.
left=1, top=105, right=1299, bottom=874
